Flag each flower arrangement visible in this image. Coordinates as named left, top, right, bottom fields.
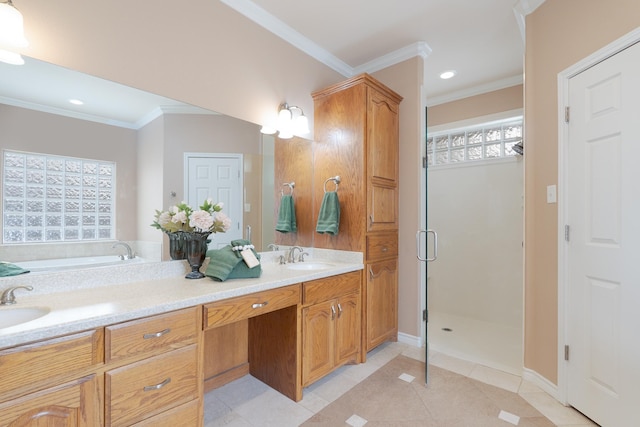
left=151, top=199, right=232, bottom=234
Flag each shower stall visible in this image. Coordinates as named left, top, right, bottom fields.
left=426, top=158, right=524, bottom=375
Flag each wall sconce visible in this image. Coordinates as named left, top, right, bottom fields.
left=0, top=0, right=28, bottom=65
left=261, top=102, right=310, bottom=139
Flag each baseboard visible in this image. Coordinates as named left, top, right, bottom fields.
left=522, top=367, right=560, bottom=400
left=398, top=332, right=422, bottom=348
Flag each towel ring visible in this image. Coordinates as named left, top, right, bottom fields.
left=323, top=176, right=341, bottom=193
left=281, top=182, right=295, bottom=197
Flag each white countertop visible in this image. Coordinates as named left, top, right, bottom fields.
left=0, top=249, right=363, bottom=349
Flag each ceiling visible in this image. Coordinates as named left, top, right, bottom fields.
left=0, top=0, right=545, bottom=127
left=223, top=0, right=546, bottom=105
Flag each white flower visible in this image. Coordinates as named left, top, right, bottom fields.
left=190, top=210, right=214, bottom=232
left=158, top=211, right=171, bottom=227
left=172, top=211, right=188, bottom=224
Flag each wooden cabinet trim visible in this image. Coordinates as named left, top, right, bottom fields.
left=203, top=284, right=300, bottom=329
left=302, top=271, right=361, bottom=306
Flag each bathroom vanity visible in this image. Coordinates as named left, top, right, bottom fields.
left=0, top=251, right=363, bottom=426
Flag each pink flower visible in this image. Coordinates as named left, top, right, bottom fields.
left=172, top=211, right=188, bottom=224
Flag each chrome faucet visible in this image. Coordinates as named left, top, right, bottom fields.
left=1, top=286, right=33, bottom=305
left=112, top=241, right=134, bottom=260
left=267, top=243, right=280, bottom=251
left=287, top=246, right=304, bottom=263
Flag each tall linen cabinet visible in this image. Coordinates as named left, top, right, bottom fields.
left=312, top=73, right=402, bottom=355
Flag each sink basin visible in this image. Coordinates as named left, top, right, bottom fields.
left=286, top=262, right=335, bottom=271
left=0, top=306, right=50, bottom=329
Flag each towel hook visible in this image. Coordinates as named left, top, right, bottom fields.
left=323, top=175, right=341, bottom=193
left=281, top=181, right=295, bottom=197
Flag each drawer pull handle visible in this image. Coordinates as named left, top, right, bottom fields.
left=381, top=246, right=388, bottom=252
left=144, top=377, right=171, bottom=392
left=331, top=305, right=337, bottom=320
left=252, top=301, right=269, bottom=309
left=143, top=328, right=171, bottom=339
left=337, top=303, right=343, bottom=318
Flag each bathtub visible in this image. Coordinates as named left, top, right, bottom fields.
left=16, top=256, right=148, bottom=272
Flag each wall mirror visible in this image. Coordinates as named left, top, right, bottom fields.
left=0, top=57, right=314, bottom=267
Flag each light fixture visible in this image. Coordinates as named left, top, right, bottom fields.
left=260, top=102, right=310, bottom=139
left=439, top=70, right=456, bottom=80
left=0, top=0, right=28, bottom=66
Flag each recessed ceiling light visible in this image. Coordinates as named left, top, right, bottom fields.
left=69, top=99, right=84, bottom=105
left=439, top=70, right=457, bottom=80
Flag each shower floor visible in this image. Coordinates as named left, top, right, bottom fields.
left=427, top=311, right=523, bottom=375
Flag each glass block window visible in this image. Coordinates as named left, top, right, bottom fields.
left=427, top=117, right=523, bottom=166
left=3, top=150, right=116, bottom=243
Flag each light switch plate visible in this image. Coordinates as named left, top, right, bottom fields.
left=547, top=185, right=557, bottom=204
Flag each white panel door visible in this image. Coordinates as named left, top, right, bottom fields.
left=567, top=41, right=640, bottom=426
left=186, top=154, right=242, bottom=249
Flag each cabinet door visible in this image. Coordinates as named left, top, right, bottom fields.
left=302, top=301, right=334, bottom=386
left=367, top=90, right=399, bottom=232
left=366, top=259, right=398, bottom=351
left=0, top=375, right=101, bottom=427
left=335, top=292, right=361, bottom=366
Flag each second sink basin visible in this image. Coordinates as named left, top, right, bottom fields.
left=0, top=306, right=50, bottom=329
left=286, top=262, right=335, bottom=271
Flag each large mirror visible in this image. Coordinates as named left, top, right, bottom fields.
left=0, top=57, right=313, bottom=265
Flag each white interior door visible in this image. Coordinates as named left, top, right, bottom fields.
left=185, top=154, right=243, bottom=249
left=566, top=41, right=640, bottom=426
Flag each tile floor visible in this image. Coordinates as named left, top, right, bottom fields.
left=203, top=342, right=598, bottom=427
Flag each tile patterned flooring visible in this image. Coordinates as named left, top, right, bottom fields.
left=204, top=342, right=598, bottom=427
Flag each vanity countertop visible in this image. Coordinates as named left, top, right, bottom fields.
left=0, top=250, right=363, bottom=349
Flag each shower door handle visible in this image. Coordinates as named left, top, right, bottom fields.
left=416, top=229, right=438, bottom=262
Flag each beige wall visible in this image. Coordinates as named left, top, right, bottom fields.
left=524, top=0, right=640, bottom=384
left=19, top=0, right=344, bottom=133
left=427, top=85, right=523, bottom=127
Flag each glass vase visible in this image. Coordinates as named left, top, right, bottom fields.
left=184, top=232, right=211, bottom=279
left=167, top=231, right=187, bottom=260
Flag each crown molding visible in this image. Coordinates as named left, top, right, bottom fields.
left=353, top=41, right=432, bottom=75
left=220, top=0, right=353, bottom=76
left=0, top=95, right=140, bottom=129
left=426, top=74, right=523, bottom=107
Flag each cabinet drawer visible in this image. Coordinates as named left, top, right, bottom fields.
left=106, top=344, right=198, bottom=427
left=131, top=399, right=200, bottom=427
left=204, top=284, right=300, bottom=329
left=366, top=233, right=398, bottom=260
left=105, top=307, right=198, bottom=363
left=303, top=271, right=361, bottom=306
left=0, top=329, right=102, bottom=398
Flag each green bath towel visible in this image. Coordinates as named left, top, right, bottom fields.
left=275, top=194, right=297, bottom=233
left=0, top=262, right=30, bottom=277
left=205, top=239, right=261, bottom=281
left=316, top=191, right=340, bottom=235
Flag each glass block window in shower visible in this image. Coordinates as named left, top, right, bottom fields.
left=426, top=117, right=523, bottom=167
left=2, top=150, right=116, bottom=243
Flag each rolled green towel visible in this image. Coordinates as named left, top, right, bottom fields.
left=204, top=246, right=243, bottom=281
left=275, top=194, right=297, bottom=233
left=0, top=262, right=30, bottom=277
left=316, top=191, right=340, bottom=235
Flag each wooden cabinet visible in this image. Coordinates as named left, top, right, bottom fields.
left=301, top=271, right=361, bottom=386
left=312, top=74, right=402, bottom=355
left=0, top=330, right=103, bottom=426
left=104, top=306, right=202, bottom=427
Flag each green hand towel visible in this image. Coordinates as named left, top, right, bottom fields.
left=316, top=191, right=340, bottom=235
left=227, top=253, right=262, bottom=279
left=204, top=245, right=243, bottom=281
left=0, top=262, right=30, bottom=277
left=275, top=194, right=297, bottom=233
